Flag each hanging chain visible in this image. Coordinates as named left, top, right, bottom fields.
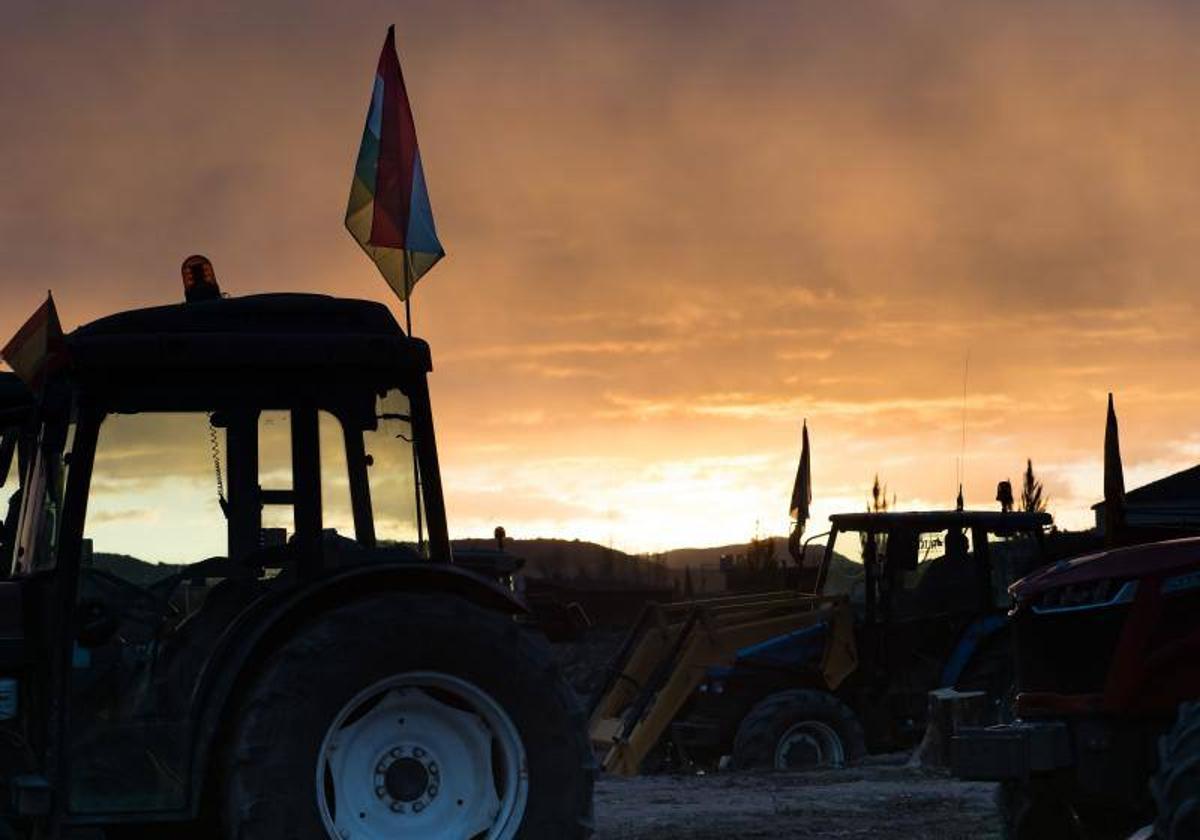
left=208, top=414, right=227, bottom=509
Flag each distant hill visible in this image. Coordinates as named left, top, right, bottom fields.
left=86, top=535, right=862, bottom=595
left=454, top=535, right=799, bottom=571
left=92, top=553, right=179, bottom=586
left=451, top=537, right=662, bottom=584
left=660, top=536, right=789, bottom=569
left=456, top=535, right=861, bottom=597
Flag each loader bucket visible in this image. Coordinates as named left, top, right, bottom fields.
left=588, top=590, right=856, bottom=776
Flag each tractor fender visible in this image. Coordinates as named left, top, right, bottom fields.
left=939, top=614, right=1009, bottom=688
left=186, top=562, right=529, bottom=817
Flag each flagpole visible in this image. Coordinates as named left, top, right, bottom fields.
left=404, top=252, right=413, bottom=336
left=402, top=252, right=425, bottom=553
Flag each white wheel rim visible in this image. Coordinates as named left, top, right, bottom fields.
left=773, top=720, right=845, bottom=769
left=316, top=671, right=529, bottom=840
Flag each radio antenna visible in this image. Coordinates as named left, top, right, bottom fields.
left=957, top=350, right=970, bottom=510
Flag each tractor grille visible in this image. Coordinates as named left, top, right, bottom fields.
left=1013, top=603, right=1128, bottom=696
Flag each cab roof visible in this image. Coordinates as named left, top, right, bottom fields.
left=829, top=509, right=1052, bottom=532
left=61, top=293, right=431, bottom=392
left=50, top=293, right=432, bottom=413
left=72, top=293, right=402, bottom=340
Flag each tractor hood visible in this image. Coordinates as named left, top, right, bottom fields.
left=1011, top=536, right=1200, bottom=602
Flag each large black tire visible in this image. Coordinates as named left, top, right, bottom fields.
left=731, top=689, right=866, bottom=770
left=1151, top=702, right=1200, bottom=840
left=222, top=593, right=594, bottom=839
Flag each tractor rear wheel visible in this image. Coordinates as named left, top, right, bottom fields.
left=1151, top=702, right=1200, bottom=840
left=731, top=689, right=866, bottom=770
left=222, top=593, right=593, bottom=839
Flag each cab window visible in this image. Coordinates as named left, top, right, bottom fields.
left=365, top=389, right=425, bottom=551
left=84, top=412, right=227, bottom=566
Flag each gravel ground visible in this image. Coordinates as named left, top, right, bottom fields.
left=592, top=757, right=1002, bottom=839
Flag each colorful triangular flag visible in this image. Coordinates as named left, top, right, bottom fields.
left=346, top=26, right=444, bottom=302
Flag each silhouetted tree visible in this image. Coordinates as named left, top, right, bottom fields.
left=863, top=475, right=894, bottom=559
left=744, top=536, right=778, bottom=573
left=1021, top=458, right=1048, bottom=513
left=868, top=475, right=892, bottom=513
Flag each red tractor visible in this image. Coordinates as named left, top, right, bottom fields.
left=954, top=538, right=1200, bottom=838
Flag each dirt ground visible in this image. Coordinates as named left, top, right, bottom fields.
left=592, top=756, right=1002, bottom=839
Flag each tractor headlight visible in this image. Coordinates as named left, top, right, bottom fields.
left=1032, top=579, right=1137, bottom=614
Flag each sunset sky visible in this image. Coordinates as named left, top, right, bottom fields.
left=5, top=1, right=1200, bottom=555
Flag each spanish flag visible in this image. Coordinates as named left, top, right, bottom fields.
left=2, top=294, right=66, bottom=390
left=346, top=26, right=444, bottom=303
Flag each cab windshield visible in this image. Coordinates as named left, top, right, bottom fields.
left=822, top=521, right=1046, bottom=616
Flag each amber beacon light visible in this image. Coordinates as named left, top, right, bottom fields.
left=181, top=254, right=221, bottom=303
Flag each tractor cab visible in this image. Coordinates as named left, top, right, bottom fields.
left=812, top=510, right=1053, bottom=621
left=808, top=510, right=1052, bottom=748
left=0, top=289, right=594, bottom=838
left=4, top=292, right=456, bottom=815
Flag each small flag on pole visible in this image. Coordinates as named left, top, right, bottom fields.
left=346, top=25, right=444, bottom=304
left=2, top=294, right=67, bottom=390
left=1103, top=392, right=1126, bottom=546
left=789, top=420, right=812, bottom=533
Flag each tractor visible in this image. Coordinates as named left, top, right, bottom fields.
left=954, top=536, right=1200, bottom=839
left=589, top=508, right=1052, bottom=774
left=0, top=271, right=593, bottom=838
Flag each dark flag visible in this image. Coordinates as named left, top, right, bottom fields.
left=1104, top=393, right=1126, bottom=546
left=789, top=420, right=812, bottom=533
left=2, top=294, right=67, bottom=390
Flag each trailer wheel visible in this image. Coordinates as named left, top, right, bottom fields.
left=1151, top=702, right=1200, bottom=840
left=222, top=593, right=594, bottom=839
left=731, top=689, right=866, bottom=770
